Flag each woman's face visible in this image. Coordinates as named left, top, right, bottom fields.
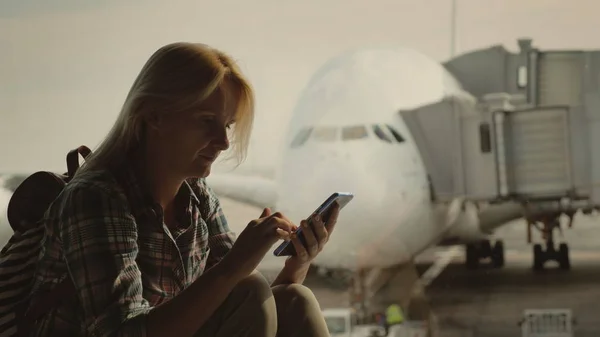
left=149, top=81, right=238, bottom=178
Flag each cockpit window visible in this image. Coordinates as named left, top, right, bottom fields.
left=341, top=125, right=368, bottom=140
left=312, top=126, right=338, bottom=142
left=290, top=127, right=313, bottom=148
left=372, top=125, right=392, bottom=143
left=386, top=124, right=405, bottom=143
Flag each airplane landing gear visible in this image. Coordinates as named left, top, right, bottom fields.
left=528, top=213, right=571, bottom=271
left=465, top=239, right=505, bottom=269
left=533, top=241, right=570, bottom=270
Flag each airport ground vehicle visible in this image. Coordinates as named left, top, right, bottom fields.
left=323, top=308, right=385, bottom=337
left=322, top=308, right=428, bottom=337
left=519, top=308, right=574, bottom=337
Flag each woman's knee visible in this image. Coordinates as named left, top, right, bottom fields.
left=272, top=283, right=321, bottom=314
left=231, top=272, right=278, bottom=330
left=272, top=284, right=329, bottom=336
left=196, top=272, right=277, bottom=336
left=231, top=271, right=275, bottom=308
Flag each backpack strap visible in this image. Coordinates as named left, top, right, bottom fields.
left=66, top=146, right=92, bottom=179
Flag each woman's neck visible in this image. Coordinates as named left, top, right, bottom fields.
left=133, top=149, right=184, bottom=211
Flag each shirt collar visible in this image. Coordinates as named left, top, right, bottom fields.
left=113, top=162, right=201, bottom=225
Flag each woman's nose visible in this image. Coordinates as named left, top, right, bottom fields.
left=212, top=127, right=230, bottom=150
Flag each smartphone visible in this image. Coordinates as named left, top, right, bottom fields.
left=273, top=192, right=354, bottom=257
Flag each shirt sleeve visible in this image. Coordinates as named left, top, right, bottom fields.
left=58, top=182, right=152, bottom=337
left=194, top=179, right=236, bottom=269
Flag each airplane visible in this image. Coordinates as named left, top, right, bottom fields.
left=206, top=46, right=531, bottom=296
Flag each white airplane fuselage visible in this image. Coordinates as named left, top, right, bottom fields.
left=274, top=47, right=476, bottom=271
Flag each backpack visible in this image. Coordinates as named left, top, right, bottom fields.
left=0, top=145, right=91, bottom=337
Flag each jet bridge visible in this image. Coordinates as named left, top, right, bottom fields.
left=400, top=40, right=600, bottom=270
left=403, top=43, right=600, bottom=208
left=401, top=93, right=600, bottom=207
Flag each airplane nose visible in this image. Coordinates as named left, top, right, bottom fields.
left=313, top=190, right=415, bottom=270
left=279, top=146, right=373, bottom=208
left=317, top=148, right=339, bottom=161
left=278, top=148, right=402, bottom=269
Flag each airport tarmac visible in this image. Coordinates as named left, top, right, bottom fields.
left=419, top=214, right=600, bottom=337
left=219, top=196, right=600, bottom=337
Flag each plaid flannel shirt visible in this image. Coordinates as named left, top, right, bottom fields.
left=28, top=165, right=236, bottom=336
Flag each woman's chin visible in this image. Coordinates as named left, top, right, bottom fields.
left=189, top=160, right=212, bottom=178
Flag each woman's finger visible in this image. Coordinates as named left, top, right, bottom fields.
left=311, top=214, right=328, bottom=245
left=290, top=232, right=309, bottom=260
left=325, top=202, right=340, bottom=234
left=300, top=220, right=319, bottom=256
left=266, top=216, right=295, bottom=233
left=260, top=207, right=272, bottom=218
left=271, top=211, right=295, bottom=226
left=275, top=228, right=292, bottom=241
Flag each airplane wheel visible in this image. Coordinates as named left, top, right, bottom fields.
left=465, top=244, right=479, bottom=269
left=559, top=243, right=571, bottom=270
left=481, top=240, right=492, bottom=256
left=533, top=244, right=544, bottom=271
left=491, top=241, right=505, bottom=268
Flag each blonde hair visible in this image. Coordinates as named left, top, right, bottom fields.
left=78, top=42, right=254, bottom=175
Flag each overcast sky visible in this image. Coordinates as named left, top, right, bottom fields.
left=0, top=0, right=598, bottom=173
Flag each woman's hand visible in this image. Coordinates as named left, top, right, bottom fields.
left=284, top=202, right=341, bottom=270
left=221, top=208, right=294, bottom=281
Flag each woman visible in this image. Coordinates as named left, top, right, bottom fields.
left=27, top=42, right=338, bottom=337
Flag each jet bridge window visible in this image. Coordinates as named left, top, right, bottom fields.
left=290, top=127, right=313, bottom=148
left=312, top=126, right=338, bottom=142
left=479, top=123, right=492, bottom=153
left=341, top=125, right=368, bottom=140
left=372, top=125, right=392, bottom=143
left=517, top=66, right=528, bottom=88
left=385, top=124, right=405, bottom=143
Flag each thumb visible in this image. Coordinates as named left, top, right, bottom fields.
left=260, top=207, right=272, bottom=218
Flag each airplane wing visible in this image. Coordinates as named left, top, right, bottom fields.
left=205, top=173, right=278, bottom=210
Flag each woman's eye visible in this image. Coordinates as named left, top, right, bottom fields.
left=199, top=117, right=213, bottom=124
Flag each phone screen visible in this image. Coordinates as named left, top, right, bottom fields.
left=273, top=192, right=354, bottom=257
